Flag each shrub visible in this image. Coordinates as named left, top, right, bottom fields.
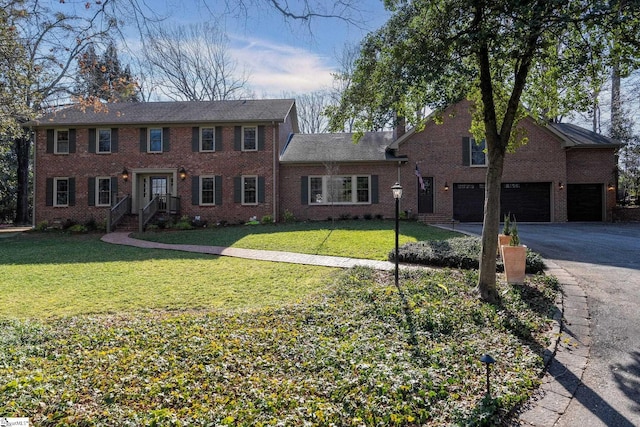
left=35, top=220, right=49, bottom=231
left=339, top=213, right=351, bottom=220
left=391, top=236, right=545, bottom=274
left=68, top=224, right=88, bottom=234
left=261, top=215, right=273, bottom=224
left=84, top=217, right=98, bottom=231
left=174, top=216, right=194, bottom=230
left=363, top=213, right=373, bottom=220
left=282, top=209, right=296, bottom=223
left=61, top=219, right=77, bottom=230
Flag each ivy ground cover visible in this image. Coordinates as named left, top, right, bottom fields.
left=1, top=238, right=559, bottom=427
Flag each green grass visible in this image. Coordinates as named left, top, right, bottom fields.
left=134, top=220, right=461, bottom=260
left=0, top=233, right=336, bottom=319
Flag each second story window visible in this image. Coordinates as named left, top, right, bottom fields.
left=242, top=126, right=257, bottom=151
left=55, top=130, right=70, bottom=154
left=471, top=138, right=487, bottom=166
left=149, top=128, right=163, bottom=153
left=201, top=127, right=215, bottom=152
left=98, top=129, right=111, bottom=153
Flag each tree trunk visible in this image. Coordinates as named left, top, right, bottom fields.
left=13, top=133, right=31, bottom=225
left=477, top=141, right=505, bottom=302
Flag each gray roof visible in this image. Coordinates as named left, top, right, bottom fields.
left=32, top=99, right=296, bottom=126
left=548, top=123, right=623, bottom=148
left=280, top=132, right=403, bottom=163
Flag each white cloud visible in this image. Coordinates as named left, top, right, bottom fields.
left=229, top=35, right=336, bottom=96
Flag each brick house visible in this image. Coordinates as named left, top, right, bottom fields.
left=31, top=99, right=621, bottom=229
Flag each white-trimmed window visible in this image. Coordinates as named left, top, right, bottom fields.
left=242, top=126, right=257, bottom=151
left=200, top=176, right=216, bottom=205
left=149, top=128, right=163, bottom=153
left=200, top=127, right=215, bottom=152
left=309, top=175, right=371, bottom=204
left=96, top=177, right=112, bottom=206
left=55, top=129, right=70, bottom=154
left=471, top=138, right=487, bottom=166
left=97, top=129, right=111, bottom=153
left=242, top=175, right=258, bottom=204
left=54, top=177, right=69, bottom=206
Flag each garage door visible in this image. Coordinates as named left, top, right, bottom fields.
left=567, top=184, right=603, bottom=221
left=453, top=182, right=551, bottom=222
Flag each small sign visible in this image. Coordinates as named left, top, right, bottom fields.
left=0, top=419, right=30, bottom=427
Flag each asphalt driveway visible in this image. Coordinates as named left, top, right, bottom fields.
left=453, top=222, right=640, bottom=426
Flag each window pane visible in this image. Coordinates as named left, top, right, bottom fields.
left=471, top=139, right=486, bottom=166
left=310, top=177, right=323, bottom=204
left=57, top=130, right=69, bottom=153
left=201, top=127, right=215, bottom=151
left=243, top=177, right=257, bottom=204
left=98, top=129, right=111, bottom=152
left=328, top=176, right=351, bottom=203
left=356, top=176, right=370, bottom=202
left=56, top=179, right=68, bottom=205
left=98, top=178, right=111, bottom=205
left=201, top=177, right=215, bottom=204
left=149, top=128, right=162, bottom=152
left=243, top=127, right=256, bottom=150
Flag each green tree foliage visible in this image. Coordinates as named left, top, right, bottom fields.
left=76, top=42, right=140, bottom=103
left=329, top=0, right=640, bottom=301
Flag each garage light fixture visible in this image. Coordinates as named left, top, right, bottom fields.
left=608, top=182, right=615, bottom=191
left=558, top=181, right=564, bottom=190
left=444, top=182, right=449, bottom=191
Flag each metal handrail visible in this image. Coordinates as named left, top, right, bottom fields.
left=139, top=196, right=159, bottom=233
left=107, top=194, right=131, bottom=232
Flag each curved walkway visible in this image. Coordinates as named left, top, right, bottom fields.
left=101, top=230, right=574, bottom=426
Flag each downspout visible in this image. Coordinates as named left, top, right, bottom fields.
left=272, top=121, right=277, bottom=222
left=31, top=128, right=36, bottom=228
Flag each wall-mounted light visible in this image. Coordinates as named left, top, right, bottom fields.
left=178, top=167, right=187, bottom=181
left=558, top=181, right=564, bottom=190
left=608, top=182, right=615, bottom=191
left=444, top=182, right=449, bottom=191
left=121, top=167, right=129, bottom=182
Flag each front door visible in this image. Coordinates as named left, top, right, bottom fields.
left=150, top=176, right=168, bottom=211
left=418, top=177, right=434, bottom=213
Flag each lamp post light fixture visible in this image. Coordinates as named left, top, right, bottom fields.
left=392, top=182, right=403, bottom=288
left=480, top=354, right=496, bottom=397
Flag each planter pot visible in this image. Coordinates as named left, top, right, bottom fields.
left=498, top=234, right=512, bottom=256
left=502, top=245, right=527, bottom=284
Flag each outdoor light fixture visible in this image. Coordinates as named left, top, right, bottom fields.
left=480, top=354, right=496, bottom=397
left=179, top=167, right=187, bottom=181
left=444, top=182, right=450, bottom=191
left=608, top=182, right=615, bottom=191
left=559, top=181, right=564, bottom=190
left=121, top=168, right=129, bottom=182
left=392, top=183, right=403, bottom=290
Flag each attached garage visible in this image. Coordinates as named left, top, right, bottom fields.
left=453, top=182, right=551, bottom=222
left=567, top=184, right=603, bottom=221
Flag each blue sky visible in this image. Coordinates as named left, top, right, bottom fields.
left=155, top=0, right=391, bottom=96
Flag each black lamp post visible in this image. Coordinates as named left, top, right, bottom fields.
left=392, top=182, right=403, bottom=288
left=480, top=354, right=496, bottom=397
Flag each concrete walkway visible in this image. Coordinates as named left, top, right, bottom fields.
left=101, top=230, right=570, bottom=426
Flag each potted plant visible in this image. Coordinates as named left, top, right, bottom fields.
left=498, top=214, right=512, bottom=254
left=501, top=219, right=527, bottom=284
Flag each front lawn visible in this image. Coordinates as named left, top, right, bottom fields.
left=133, top=220, right=461, bottom=261
left=0, top=231, right=559, bottom=425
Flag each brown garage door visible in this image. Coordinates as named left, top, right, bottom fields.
left=453, top=182, right=551, bottom=222
left=567, top=184, right=603, bottom=221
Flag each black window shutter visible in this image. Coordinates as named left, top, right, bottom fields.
left=88, top=177, right=96, bottom=206
left=163, top=128, right=170, bottom=152
left=258, top=176, right=265, bottom=203
left=191, top=176, right=199, bottom=205
left=215, top=175, right=223, bottom=205
left=68, top=178, right=76, bottom=206
left=69, top=129, right=76, bottom=153
left=192, top=127, right=199, bottom=152
left=46, top=130, right=54, bottom=153
left=88, top=129, right=96, bottom=153
left=371, top=175, right=379, bottom=204
left=234, top=126, right=242, bottom=151
left=140, top=128, right=147, bottom=152
left=234, top=176, right=242, bottom=203
left=258, top=125, right=265, bottom=151
left=46, top=178, right=53, bottom=206
left=301, top=176, right=308, bottom=205
left=111, top=128, right=119, bottom=153
left=215, top=127, right=223, bottom=151
left=462, top=137, right=470, bottom=166
left=111, top=177, right=118, bottom=199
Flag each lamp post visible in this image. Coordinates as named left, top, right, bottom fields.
left=392, top=183, right=403, bottom=288
left=480, top=354, right=496, bottom=397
